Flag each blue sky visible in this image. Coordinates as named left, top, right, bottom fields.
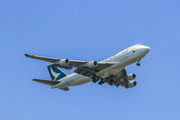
left=1, top=0, right=180, bottom=120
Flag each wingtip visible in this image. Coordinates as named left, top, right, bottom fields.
left=32, top=79, right=37, bottom=81
left=25, top=54, right=30, bottom=57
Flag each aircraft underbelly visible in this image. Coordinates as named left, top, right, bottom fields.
left=56, top=50, right=148, bottom=88
left=97, top=56, right=136, bottom=78
left=68, top=77, right=91, bottom=86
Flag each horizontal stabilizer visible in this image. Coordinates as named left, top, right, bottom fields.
left=59, top=87, right=69, bottom=91
left=32, top=79, right=60, bottom=86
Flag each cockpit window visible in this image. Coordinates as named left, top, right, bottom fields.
left=138, top=44, right=142, bottom=46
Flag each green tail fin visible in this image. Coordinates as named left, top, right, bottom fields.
left=47, top=65, right=67, bottom=81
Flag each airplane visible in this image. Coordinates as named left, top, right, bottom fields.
left=25, top=44, right=150, bottom=91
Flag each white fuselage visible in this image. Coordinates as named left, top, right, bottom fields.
left=51, top=44, right=150, bottom=89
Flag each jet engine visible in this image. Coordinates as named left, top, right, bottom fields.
left=127, top=73, right=136, bottom=80
left=126, top=81, right=137, bottom=88
left=88, top=61, right=98, bottom=68
left=59, top=59, right=69, bottom=66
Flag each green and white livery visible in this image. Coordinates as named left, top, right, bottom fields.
left=25, top=44, right=150, bottom=91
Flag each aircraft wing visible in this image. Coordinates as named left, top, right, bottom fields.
left=25, top=54, right=59, bottom=63
left=111, top=69, right=128, bottom=87
left=25, top=54, right=114, bottom=71
left=101, top=69, right=128, bottom=87
left=101, top=69, right=137, bottom=88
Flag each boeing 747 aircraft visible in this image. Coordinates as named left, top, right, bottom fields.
left=25, top=44, right=150, bottom=91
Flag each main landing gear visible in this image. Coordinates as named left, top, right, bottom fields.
left=91, top=74, right=115, bottom=86
left=91, top=74, right=100, bottom=83
left=136, top=58, right=141, bottom=66
left=108, top=80, right=114, bottom=86
left=91, top=75, right=105, bottom=85
left=98, top=80, right=104, bottom=85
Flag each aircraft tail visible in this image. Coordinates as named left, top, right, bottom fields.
left=47, top=65, right=67, bottom=81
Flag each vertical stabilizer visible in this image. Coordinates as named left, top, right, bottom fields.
left=47, top=65, right=67, bottom=81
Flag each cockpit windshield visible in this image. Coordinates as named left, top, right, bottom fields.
left=137, top=44, right=142, bottom=46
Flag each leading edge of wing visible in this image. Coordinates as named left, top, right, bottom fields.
left=25, top=54, right=59, bottom=63
left=25, top=54, right=114, bottom=71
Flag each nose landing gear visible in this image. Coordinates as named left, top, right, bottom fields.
left=136, top=58, right=141, bottom=66
left=136, top=63, right=140, bottom=66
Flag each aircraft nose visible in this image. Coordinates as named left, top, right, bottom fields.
left=144, top=46, right=150, bottom=53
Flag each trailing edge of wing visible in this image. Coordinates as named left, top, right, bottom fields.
left=95, top=62, right=114, bottom=71
left=32, top=79, right=60, bottom=86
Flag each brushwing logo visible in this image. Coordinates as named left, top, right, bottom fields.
left=50, top=67, right=61, bottom=81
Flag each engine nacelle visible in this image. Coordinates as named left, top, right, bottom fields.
left=87, top=61, right=98, bottom=68
left=127, top=73, right=136, bottom=80
left=59, top=59, right=69, bottom=66
left=127, top=81, right=137, bottom=88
